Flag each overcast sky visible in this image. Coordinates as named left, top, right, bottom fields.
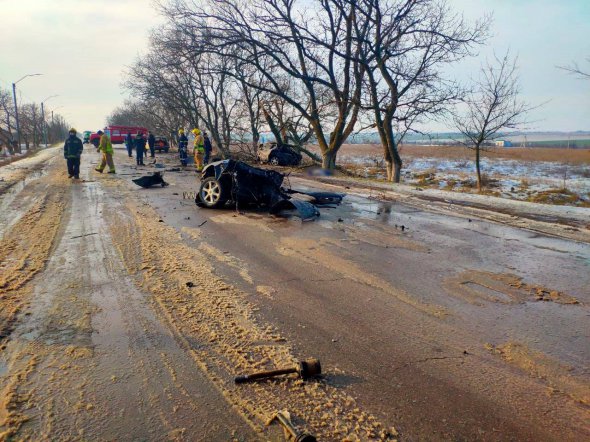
left=1, top=0, right=588, bottom=133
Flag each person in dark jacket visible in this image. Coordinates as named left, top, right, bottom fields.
left=147, top=131, right=156, bottom=158
left=64, top=128, right=83, bottom=179
left=125, top=133, right=133, bottom=157
left=203, top=131, right=212, bottom=165
left=178, top=128, right=188, bottom=167
left=134, top=132, right=147, bottom=166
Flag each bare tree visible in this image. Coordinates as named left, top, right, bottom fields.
left=557, top=57, right=590, bottom=80
left=453, top=52, right=533, bottom=191
left=162, top=0, right=367, bottom=169
left=350, top=0, right=489, bottom=182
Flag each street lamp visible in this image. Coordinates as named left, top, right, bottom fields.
left=40, top=95, right=58, bottom=147
left=12, top=73, right=42, bottom=152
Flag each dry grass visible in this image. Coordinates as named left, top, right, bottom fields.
left=528, top=188, right=590, bottom=207
left=330, top=144, right=590, bottom=164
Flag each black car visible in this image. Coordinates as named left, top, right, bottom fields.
left=154, top=136, right=170, bottom=153
left=257, top=142, right=302, bottom=166
left=195, top=160, right=344, bottom=220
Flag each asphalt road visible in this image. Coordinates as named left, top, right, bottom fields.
left=0, top=146, right=588, bottom=441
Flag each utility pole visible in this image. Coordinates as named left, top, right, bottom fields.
left=12, top=73, right=42, bottom=153
left=12, top=82, right=20, bottom=153
left=40, top=95, right=58, bottom=148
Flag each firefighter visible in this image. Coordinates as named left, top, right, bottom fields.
left=64, top=128, right=83, bottom=179
left=134, top=132, right=147, bottom=166
left=125, top=132, right=133, bottom=157
left=192, top=128, right=205, bottom=172
left=203, top=131, right=212, bottom=165
left=178, top=128, right=188, bottom=166
left=94, top=130, right=116, bottom=174
left=147, top=131, right=156, bottom=158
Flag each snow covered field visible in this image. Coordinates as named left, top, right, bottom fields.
left=335, top=145, right=590, bottom=207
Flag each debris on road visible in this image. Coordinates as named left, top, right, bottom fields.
left=234, top=358, right=322, bottom=384
left=132, top=171, right=169, bottom=188
left=195, top=160, right=344, bottom=220
left=71, top=232, right=98, bottom=239
left=267, top=410, right=317, bottom=442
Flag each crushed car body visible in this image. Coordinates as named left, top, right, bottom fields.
left=195, top=159, right=344, bottom=221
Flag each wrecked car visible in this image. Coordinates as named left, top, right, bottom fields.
left=195, top=159, right=343, bottom=220
left=257, top=142, right=302, bottom=166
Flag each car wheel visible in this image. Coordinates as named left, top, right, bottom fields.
left=164, top=148, right=169, bottom=153
left=91, top=139, right=99, bottom=148
left=198, top=176, right=227, bottom=208
left=269, top=156, right=280, bottom=166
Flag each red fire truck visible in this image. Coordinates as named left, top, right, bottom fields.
left=89, top=126, right=149, bottom=147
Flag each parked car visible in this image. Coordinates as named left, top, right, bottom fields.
left=257, top=142, right=302, bottom=166
left=154, top=136, right=169, bottom=153
left=82, top=131, right=91, bottom=144
left=195, top=159, right=344, bottom=220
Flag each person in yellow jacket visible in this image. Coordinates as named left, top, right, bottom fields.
left=192, top=128, right=205, bottom=172
left=94, top=130, right=116, bottom=174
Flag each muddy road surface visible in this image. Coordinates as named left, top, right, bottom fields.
left=0, top=147, right=588, bottom=441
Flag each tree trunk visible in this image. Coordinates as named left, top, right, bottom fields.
left=475, top=144, right=482, bottom=192
left=322, top=149, right=337, bottom=169
left=383, top=118, right=402, bottom=183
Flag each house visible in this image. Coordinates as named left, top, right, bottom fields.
left=495, top=140, right=513, bottom=147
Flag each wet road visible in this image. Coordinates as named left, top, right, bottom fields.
left=0, top=147, right=589, bottom=441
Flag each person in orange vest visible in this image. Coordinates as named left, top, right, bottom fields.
left=192, top=128, right=205, bottom=172
left=94, top=130, right=116, bottom=173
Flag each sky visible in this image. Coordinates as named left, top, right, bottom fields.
left=0, top=0, right=589, bottom=133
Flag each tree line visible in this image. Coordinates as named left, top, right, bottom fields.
left=116, top=0, right=532, bottom=188
left=0, top=86, right=70, bottom=154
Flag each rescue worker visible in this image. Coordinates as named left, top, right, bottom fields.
left=147, top=131, right=156, bottom=158
left=203, top=131, right=212, bottom=165
left=125, top=132, right=133, bottom=157
left=135, top=132, right=147, bottom=165
left=64, top=128, right=83, bottom=179
left=94, top=130, right=116, bottom=174
left=192, top=128, right=205, bottom=172
left=178, top=128, right=188, bottom=166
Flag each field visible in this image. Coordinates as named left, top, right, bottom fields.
left=329, top=144, right=590, bottom=207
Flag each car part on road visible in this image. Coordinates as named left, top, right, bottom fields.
left=132, top=172, right=169, bottom=188
left=234, top=358, right=321, bottom=384
left=267, top=411, right=317, bottom=442
left=195, top=160, right=344, bottom=220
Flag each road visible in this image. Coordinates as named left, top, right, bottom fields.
left=0, top=146, right=588, bottom=441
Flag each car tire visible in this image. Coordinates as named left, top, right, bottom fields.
left=269, top=156, right=280, bottom=166
left=164, top=148, right=169, bottom=153
left=198, top=176, right=228, bottom=208
left=91, top=139, right=99, bottom=148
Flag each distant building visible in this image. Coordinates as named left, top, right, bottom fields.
left=495, top=140, right=513, bottom=147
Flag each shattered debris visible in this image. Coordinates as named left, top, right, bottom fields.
left=235, top=358, right=322, bottom=384
left=132, top=171, right=168, bottom=188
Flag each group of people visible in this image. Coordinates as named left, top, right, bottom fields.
left=63, top=126, right=214, bottom=179
left=178, top=128, right=212, bottom=171
left=125, top=131, right=156, bottom=166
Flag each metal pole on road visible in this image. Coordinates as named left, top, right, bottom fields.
left=12, top=73, right=42, bottom=152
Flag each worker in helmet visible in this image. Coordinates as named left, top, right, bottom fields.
left=178, top=128, right=188, bottom=167
left=94, top=130, right=116, bottom=174
left=192, top=128, right=205, bottom=172
left=64, top=128, right=83, bottom=179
